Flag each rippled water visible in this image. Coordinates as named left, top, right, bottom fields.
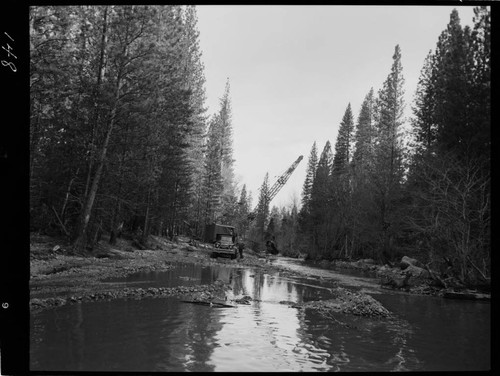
left=30, top=260, right=490, bottom=372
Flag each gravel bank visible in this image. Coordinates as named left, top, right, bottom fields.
left=29, top=234, right=391, bottom=317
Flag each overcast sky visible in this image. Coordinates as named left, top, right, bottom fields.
left=195, top=5, right=476, bottom=210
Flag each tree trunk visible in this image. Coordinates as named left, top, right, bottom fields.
left=84, top=6, right=108, bottom=199
left=60, top=168, right=79, bottom=222
left=109, top=198, right=121, bottom=245
left=141, top=186, right=152, bottom=245
left=72, top=77, right=121, bottom=251
left=157, top=219, right=163, bottom=237
left=109, top=151, right=125, bottom=245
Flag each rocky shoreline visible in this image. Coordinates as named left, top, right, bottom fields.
left=312, top=257, right=490, bottom=301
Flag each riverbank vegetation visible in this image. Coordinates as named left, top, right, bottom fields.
left=295, top=8, right=490, bottom=289
left=30, top=6, right=246, bottom=249
left=30, top=6, right=490, bottom=289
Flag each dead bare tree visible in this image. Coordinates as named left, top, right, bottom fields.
left=406, top=154, right=490, bottom=285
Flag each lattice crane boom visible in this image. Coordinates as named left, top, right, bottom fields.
left=267, top=155, right=303, bottom=202
left=248, top=155, right=303, bottom=221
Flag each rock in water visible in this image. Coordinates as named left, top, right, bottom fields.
left=234, top=295, right=252, bottom=305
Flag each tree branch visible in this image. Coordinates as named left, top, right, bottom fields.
left=51, top=206, right=70, bottom=237
left=466, top=255, right=490, bottom=282
left=424, top=263, right=447, bottom=288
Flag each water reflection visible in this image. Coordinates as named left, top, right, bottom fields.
left=102, top=262, right=235, bottom=288
left=211, top=269, right=332, bottom=372
left=31, top=261, right=490, bottom=372
left=31, top=297, right=226, bottom=372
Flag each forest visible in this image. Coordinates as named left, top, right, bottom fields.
left=30, top=6, right=490, bottom=286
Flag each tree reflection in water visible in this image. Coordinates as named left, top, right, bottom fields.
left=30, top=261, right=490, bottom=372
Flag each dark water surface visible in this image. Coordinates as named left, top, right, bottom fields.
left=30, top=259, right=490, bottom=372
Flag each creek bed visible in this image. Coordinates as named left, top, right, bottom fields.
left=30, top=259, right=490, bottom=372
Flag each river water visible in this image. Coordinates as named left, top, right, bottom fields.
left=30, top=258, right=490, bottom=372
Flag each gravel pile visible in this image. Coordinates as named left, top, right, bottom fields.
left=30, top=280, right=232, bottom=313
left=292, top=287, right=391, bottom=318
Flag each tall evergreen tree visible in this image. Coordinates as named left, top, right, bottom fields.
left=432, top=9, right=476, bottom=159
left=139, top=5, right=194, bottom=242
left=330, top=104, right=356, bottom=259
left=469, top=6, right=490, bottom=167
left=309, top=141, right=333, bottom=255
left=352, top=88, right=375, bottom=174
left=300, top=141, right=318, bottom=213
left=28, top=5, right=217, bottom=250
left=253, top=173, right=270, bottom=248
left=410, top=7, right=490, bottom=173
left=235, top=184, right=250, bottom=239
left=298, top=141, right=318, bottom=251
left=407, top=7, right=490, bottom=283
left=371, top=44, right=407, bottom=261
left=411, top=52, right=438, bottom=158
left=217, top=79, right=238, bottom=221
left=71, top=5, right=164, bottom=250
left=279, top=202, right=299, bottom=256
left=180, top=5, right=209, bottom=234
left=30, top=5, right=98, bottom=233
left=202, top=114, right=224, bottom=224
left=200, top=79, right=237, bottom=227
left=349, top=88, right=377, bottom=259
left=310, top=141, right=333, bottom=215
left=332, top=103, right=354, bottom=176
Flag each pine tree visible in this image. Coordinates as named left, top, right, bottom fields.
left=181, top=5, right=209, bottom=232
left=432, top=9, right=475, bottom=158
left=29, top=6, right=93, bottom=233
left=202, top=114, right=224, bottom=224
left=217, top=79, right=238, bottom=221
left=309, top=141, right=333, bottom=255
left=349, top=88, right=377, bottom=259
left=310, top=141, right=333, bottom=218
left=279, top=202, right=299, bottom=256
left=200, top=79, right=237, bottom=226
left=300, top=141, right=318, bottom=213
left=352, top=88, right=375, bottom=174
left=332, top=103, right=354, bottom=176
left=254, top=173, right=270, bottom=248
left=235, top=184, right=250, bottom=239
left=406, top=7, right=490, bottom=283
left=410, top=7, right=490, bottom=173
left=371, top=44, right=406, bottom=261
left=298, top=141, right=318, bottom=251
left=411, top=51, right=438, bottom=158
left=469, top=6, right=490, bottom=166
left=330, top=104, right=356, bottom=259
left=29, top=5, right=211, bottom=247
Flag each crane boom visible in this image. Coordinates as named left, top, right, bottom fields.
left=248, top=155, right=303, bottom=221
left=267, top=155, right=303, bottom=203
